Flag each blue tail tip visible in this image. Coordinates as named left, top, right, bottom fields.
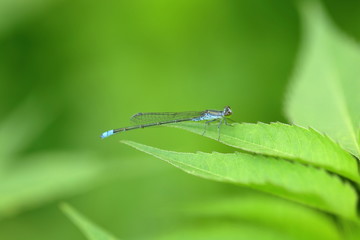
left=100, top=130, right=114, bottom=139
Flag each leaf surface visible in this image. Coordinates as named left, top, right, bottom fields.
left=60, top=203, right=120, bottom=240
left=0, top=152, right=104, bottom=219
left=171, top=122, right=360, bottom=182
left=157, top=224, right=296, bottom=240
left=186, top=196, right=342, bottom=240
left=285, top=0, right=360, bottom=157
left=123, top=140, right=358, bottom=220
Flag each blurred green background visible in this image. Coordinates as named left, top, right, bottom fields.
left=1, top=0, right=360, bottom=239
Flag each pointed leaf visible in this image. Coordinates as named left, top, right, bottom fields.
left=123, top=141, right=358, bottom=220
left=285, top=0, right=360, bottom=157
left=60, top=203, right=120, bottom=240
left=170, top=122, right=360, bottom=183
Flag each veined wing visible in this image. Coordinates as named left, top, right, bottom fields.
left=130, top=111, right=204, bottom=124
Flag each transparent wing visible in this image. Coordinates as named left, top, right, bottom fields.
left=130, top=111, right=204, bottom=124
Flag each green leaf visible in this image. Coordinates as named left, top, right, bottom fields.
left=0, top=152, right=104, bottom=219
left=0, top=95, right=55, bottom=167
left=186, top=196, right=342, bottom=240
left=122, top=140, right=358, bottom=220
left=284, top=0, right=360, bottom=157
left=171, top=122, right=360, bottom=183
left=157, top=223, right=296, bottom=240
left=339, top=220, right=360, bottom=240
left=60, top=203, right=120, bottom=240
left=0, top=0, right=56, bottom=36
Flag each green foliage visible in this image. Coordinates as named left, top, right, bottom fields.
left=0, top=96, right=54, bottom=168
left=285, top=0, right=360, bottom=158
left=184, top=196, right=342, bottom=240
left=1, top=0, right=360, bottom=239
left=60, top=203, right=120, bottom=240
left=0, top=97, right=109, bottom=220
left=340, top=220, right=360, bottom=240
left=121, top=0, right=360, bottom=235
left=0, top=152, right=105, bottom=219
left=172, top=122, right=359, bottom=182
left=157, top=224, right=296, bottom=240
left=122, top=140, right=357, bottom=220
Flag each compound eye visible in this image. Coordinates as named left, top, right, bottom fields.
left=224, top=106, right=232, bottom=115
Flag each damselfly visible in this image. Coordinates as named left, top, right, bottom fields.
left=100, top=106, right=232, bottom=139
